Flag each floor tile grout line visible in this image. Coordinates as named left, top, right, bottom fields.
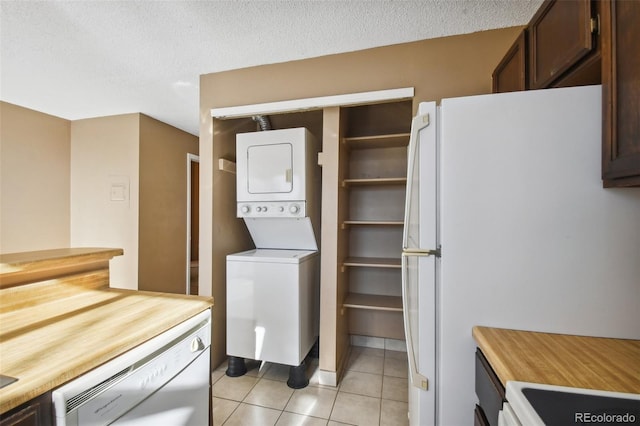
left=327, top=380, right=340, bottom=424
left=281, top=407, right=334, bottom=422
left=214, top=348, right=407, bottom=425
left=219, top=365, right=266, bottom=425
left=273, top=375, right=297, bottom=425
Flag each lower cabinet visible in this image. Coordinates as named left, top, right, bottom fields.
left=474, top=404, right=490, bottom=426
left=0, top=393, right=52, bottom=426
left=475, top=348, right=505, bottom=426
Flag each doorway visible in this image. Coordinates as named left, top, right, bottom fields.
left=186, top=154, right=199, bottom=295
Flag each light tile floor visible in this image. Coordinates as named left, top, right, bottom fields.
left=212, top=346, right=409, bottom=426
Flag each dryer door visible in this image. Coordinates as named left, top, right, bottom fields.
left=247, top=143, right=293, bottom=194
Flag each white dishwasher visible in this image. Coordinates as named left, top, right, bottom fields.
left=52, top=309, right=211, bottom=426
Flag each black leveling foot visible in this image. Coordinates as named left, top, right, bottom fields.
left=287, top=361, right=308, bottom=389
left=226, top=356, right=247, bottom=377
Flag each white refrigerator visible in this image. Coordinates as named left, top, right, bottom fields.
left=401, top=85, right=640, bottom=426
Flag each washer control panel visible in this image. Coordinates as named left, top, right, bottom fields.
left=237, top=201, right=307, bottom=218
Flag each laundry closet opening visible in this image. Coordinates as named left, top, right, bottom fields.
left=208, top=87, right=415, bottom=382
left=220, top=110, right=324, bottom=388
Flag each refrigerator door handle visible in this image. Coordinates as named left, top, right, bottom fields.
left=402, top=112, right=431, bottom=250
left=402, top=251, right=430, bottom=390
left=403, top=247, right=441, bottom=257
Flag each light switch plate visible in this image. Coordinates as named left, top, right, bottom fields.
left=108, top=175, right=129, bottom=204
left=110, top=184, right=127, bottom=201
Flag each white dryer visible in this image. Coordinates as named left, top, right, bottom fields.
left=236, top=127, right=317, bottom=218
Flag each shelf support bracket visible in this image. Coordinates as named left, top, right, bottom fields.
left=218, top=158, right=236, bottom=174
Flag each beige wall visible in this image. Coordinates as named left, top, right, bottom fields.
left=138, top=114, right=199, bottom=294
left=3, top=104, right=199, bottom=292
left=70, top=114, right=140, bottom=289
left=200, top=28, right=522, bottom=109
left=71, top=113, right=198, bottom=291
left=199, top=28, right=523, bottom=369
left=0, top=102, right=71, bottom=253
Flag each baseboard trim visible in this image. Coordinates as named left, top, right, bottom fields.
left=350, top=334, right=407, bottom=352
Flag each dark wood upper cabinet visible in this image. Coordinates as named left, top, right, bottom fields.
left=528, top=0, right=597, bottom=89
left=601, top=0, right=640, bottom=187
left=492, top=0, right=639, bottom=187
left=492, top=30, right=527, bottom=93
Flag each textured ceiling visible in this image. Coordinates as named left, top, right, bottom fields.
left=0, top=1, right=543, bottom=135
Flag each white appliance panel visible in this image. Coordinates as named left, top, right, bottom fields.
left=226, top=248, right=316, bottom=263
left=247, top=143, right=293, bottom=194
left=403, top=102, right=437, bottom=252
left=504, top=381, right=640, bottom=426
left=226, top=250, right=319, bottom=366
left=403, top=85, right=640, bottom=426
left=438, top=85, right=640, bottom=425
left=404, top=255, right=436, bottom=426
left=237, top=200, right=307, bottom=218
left=244, top=217, right=318, bottom=250
left=112, top=348, right=210, bottom=426
left=236, top=127, right=311, bottom=205
left=403, top=101, right=438, bottom=426
left=53, top=310, right=211, bottom=426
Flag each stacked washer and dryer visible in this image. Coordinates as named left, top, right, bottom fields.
left=226, top=126, right=320, bottom=389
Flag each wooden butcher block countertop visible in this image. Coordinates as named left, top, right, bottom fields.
left=473, top=326, right=640, bottom=394
left=0, top=248, right=213, bottom=414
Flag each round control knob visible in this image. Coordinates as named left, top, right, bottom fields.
left=241, top=205, right=250, bottom=214
left=262, top=206, right=268, bottom=212
left=289, top=204, right=300, bottom=214
left=279, top=206, right=285, bottom=212
left=256, top=206, right=263, bottom=212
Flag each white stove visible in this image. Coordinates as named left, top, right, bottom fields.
left=501, top=381, right=640, bottom=426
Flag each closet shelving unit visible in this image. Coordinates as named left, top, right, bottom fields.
left=338, top=102, right=412, bottom=339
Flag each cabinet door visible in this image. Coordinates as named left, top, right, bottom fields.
left=529, top=0, right=595, bottom=89
left=474, top=405, right=490, bottom=426
left=492, top=30, right=527, bottom=93
left=601, top=0, right=640, bottom=186
left=0, top=405, right=38, bottom=426
left=0, top=393, right=52, bottom=426
left=475, top=349, right=505, bottom=426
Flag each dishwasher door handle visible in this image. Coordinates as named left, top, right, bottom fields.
left=190, top=337, right=205, bottom=352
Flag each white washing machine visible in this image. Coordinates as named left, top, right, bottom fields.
left=226, top=249, right=319, bottom=367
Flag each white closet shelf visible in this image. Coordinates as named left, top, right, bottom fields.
left=343, top=257, right=401, bottom=268
left=342, top=177, right=407, bottom=187
left=343, top=293, right=403, bottom=312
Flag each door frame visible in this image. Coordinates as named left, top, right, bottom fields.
left=186, top=153, right=200, bottom=294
